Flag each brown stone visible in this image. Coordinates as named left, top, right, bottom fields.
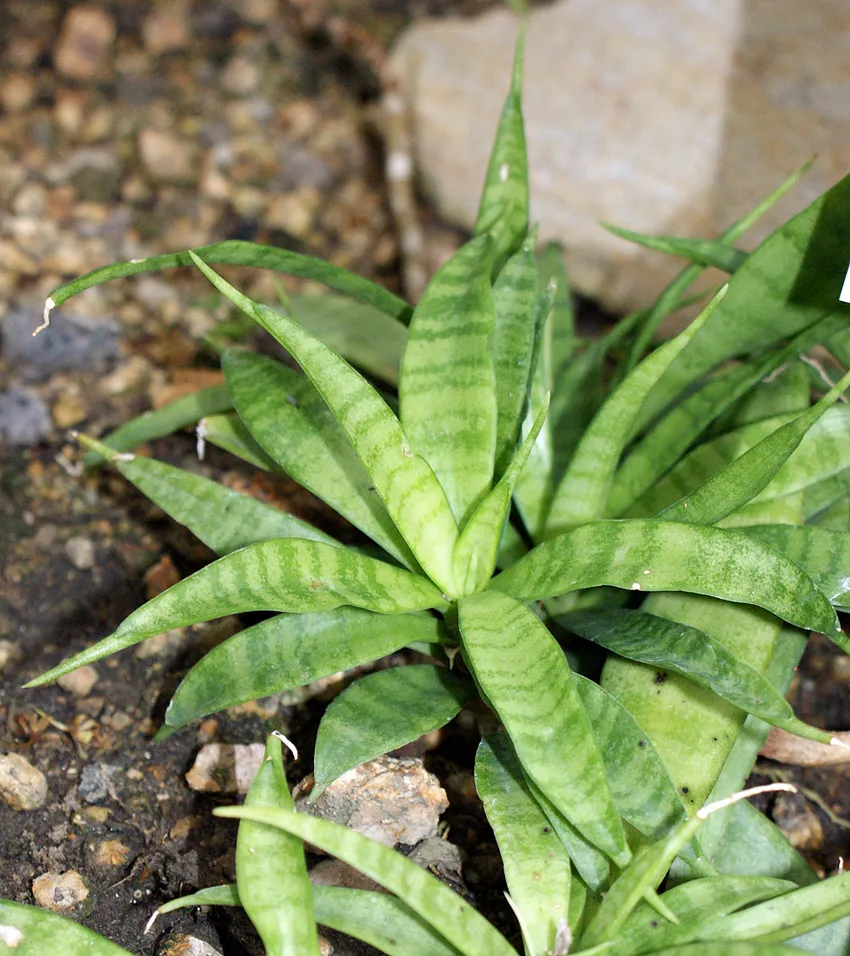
left=0, top=73, right=37, bottom=113
left=54, top=6, right=116, bottom=80
left=32, top=870, right=89, bottom=912
left=57, top=665, right=99, bottom=697
left=185, top=743, right=265, bottom=794
left=138, top=129, right=198, bottom=185
left=0, top=754, right=48, bottom=810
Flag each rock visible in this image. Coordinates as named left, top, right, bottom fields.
left=157, top=933, right=223, bottom=956
left=265, top=187, right=321, bottom=238
left=142, top=6, right=191, bottom=55
left=88, top=839, right=133, bottom=874
left=221, top=55, right=261, bottom=97
left=65, top=536, right=96, bottom=570
left=773, top=791, right=824, bottom=852
left=78, top=763, right=118, bottom=804
left=296, top=756, right=448, bottom=847
left=309, top=858, right=381, bottom=892
left=1, top=308, right=120, bottom=383
left=138, top=129, right=199, bottom=185
left=67, top=147, right=124, bottom=203
left=407, top=836, right=464, bottom=885
left=54, top=5, right=116, bottom=80
left=0, top=73, right=37, bottom=113
left=185, top=743, right=265, bottom=794
left=391, top=0, right=850, bottom=312
left=57, top=665, right=98, bottom=697
left=0, top=754, right=48, bottom=811
left=0, top=640, right=23, bottom=674
left=0, top=388, right=51, bottom=446
left=32, top=870, right=89, bottom=912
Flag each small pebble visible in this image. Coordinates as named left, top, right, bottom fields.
left=0, top=640, right=23, bottom=675
left=57, top=665, right=98, bottom=697
left=0, top=755, right=48, bottom=811
left=54, top=5, right=116, bottom=80
left=157, top=933, right=224, bottom=956
left=32, top=870, right=89, bottom=912
left=138, top=129, right=198, bottom=185
left=78, top=763, right=116, bottom=804
left=89, top=839, right=133, bottom=874
left=185, top=743, right=265, bottom=794
left=0, top=387, right=51, bottom=446
left=65, top=536, right=96, bottom=570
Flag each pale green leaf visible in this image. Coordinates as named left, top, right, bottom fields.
left=602, top=224, right=748, bottom=273
left=200, top=411, right=282, bottom=471
left=0, top=901, right=133, bottom=955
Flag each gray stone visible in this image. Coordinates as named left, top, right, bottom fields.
left=78, top=763, right=118, bottom=804
left=0, top=387, right=51, bottom=446
left=2, top=308, right=119, bottom=382
left=391, top=0, right=850, bottom=312
left=65, top=536, right=96, bottom=571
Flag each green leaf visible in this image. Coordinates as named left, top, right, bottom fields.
left=313, top=666, right=473, bottom=796
left=81, top=384, right=233, bottom=466
left=637, top=169, right=850, bottom=428
left=237, top=735, right=320, bottom=955
left=473, top=30, right=528, bottom=267
left=660, top=368, right=850, bottom=525
left=615, top=876, right=796, bottom=956
left=740, top=524, right=850, bottom=608
left=46, top=240, right=411, bottom=323
left=545, top=295, right=716, bottom=535
left=214, top=806, right=519, bottom=956
left=0, top=901, right=133, bottom=955
left=400, top=234, right=497, bottom=524
left=490, top=520, right=841, bottom=638
left=537, top=241, right=576, bottom=376
left=475, top=733, right=572, bottom=956
left=697, top=871, right=850, bottom=945
left=563, top=609, right=833, bottom=744
left=805, top=466, right=850, bottom=522
left=200, top=411, right=282, bottom=471
left=28, top=541, right=446, bottom=687
left=573, top=675, right=687, bottom=841
left=311, top=886, right=464, bottom=956
left=290, top=292, right=406, bottom=384
left=77, top=434, right=337, bottom=556
left=193, top=255, right=460, bottom=594
left=458, top=591, right=630, bottom=866
left=490, top=231, right=540, bottom=478
left=452, top=397, right=549, bottom=594
left=602, top=224, right=748, bottom=274
left=223, top=350, right=416, bottom=567
left=646, top=945, right=809, bottom=956
left=165, top=609, right=446, bottom=729
left=156, top=884, right=241, bottom=914
left=579, top=812, right=705, bottom=949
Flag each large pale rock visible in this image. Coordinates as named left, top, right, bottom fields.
left=391, top=0, right=850, bottom=312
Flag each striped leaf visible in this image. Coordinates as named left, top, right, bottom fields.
left=475, top=733, right=572, bottom=956
left=223, top=349, right=415, bottom=567
left=544, top=295, right=715, bottom=536
left=26, top=540, right=446, bottom=686
left=602, top=224, right=748, bottom=273
left=192, top=256, right=459, bottom=594
left=200, top=411, right=282, bottom=471
left=77, top=434, right=337, bottom=556
left=313, top=666, right=473, bottom=796
left=473, top=30, right=528, bottom=267
left=400, top=234, right=497, bottom=524
left=163, top=608, right=446, bottom=729
left=214, top=806, right=519, bottom=956
left=490, top=520, right=842, bottom=640
left=46, top=240, right=411, bottom=323
left=458, top=591, right=630, bottom=866
left=237, top=735, right=320, bottom=955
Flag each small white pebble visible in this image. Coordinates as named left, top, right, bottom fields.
left=387, top=151, right=413, bottom=182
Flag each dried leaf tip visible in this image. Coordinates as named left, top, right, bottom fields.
left=271, top=730, right=299, bottom=761
left=698, top=782, right=796, bottom=820
left=33, top=296, right=55, bottom=337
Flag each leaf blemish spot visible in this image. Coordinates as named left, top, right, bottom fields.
left=499, top=162, right=509, bottom=182
left=631, top=582, right=641, bottom=590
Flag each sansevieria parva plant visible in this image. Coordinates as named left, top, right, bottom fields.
left=7, top=22, right=850, bottom=956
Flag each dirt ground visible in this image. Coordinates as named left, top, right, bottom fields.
left=1, top=2, right=849, bottom=954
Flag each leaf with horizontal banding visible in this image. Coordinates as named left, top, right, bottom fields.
left=489, top=519, right=842, bottom=639
left=189, top=261, right=459, bottom=593
left=46, top=240, right=411, bottom=323
left=27, top=541, right=446, bottom=687
left=223, top=349, right=415, bottom=567
left=0, top=901, right=134, bottom=954
left=739, top=525, right=850, bottom=609
left=562, top=609, right=834, bottom=744
left=805, top=466, right=850, bottom=522
left=200, top=411, right=281, bottom=471
left=458, top=590, right=630, bottom=865
left=77, top=434, right=335, bottom=556
left=660, top=368, right=850, bottom=525
left=490, top=231, right=540, bottom=478
left=614, top=876, right=796, bottom=956
left=452, top=397, right=548, bottom=595
left=636, top=169, right=850, bottom=429
left=237, top=735, right=320, bottom=956
left=473, top=29, right=528, bottom=268
left=544, top=295, right=716, bottom=536
left=602, top=224, right=748, bottom=273
left=474, top=733, right=572, bottom=956
left=313, top=666, right=473, bottom=797
left=81, top=384, right=233, bottom=467
left=399, top=234, right=497, bottom=525
left=214, top=805, right=519, bottom=956
left=164, top=609, right=446, bottom=729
